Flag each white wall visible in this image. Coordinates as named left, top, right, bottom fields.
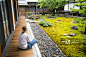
left=64, top=3, right=80, bottom=11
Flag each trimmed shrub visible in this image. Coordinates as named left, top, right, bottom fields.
left=39, top=20, right=53, bottom=27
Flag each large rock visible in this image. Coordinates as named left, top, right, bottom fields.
left=71, top=26, right=78, bottom=30
left=69, top=33, right=76, bottom=36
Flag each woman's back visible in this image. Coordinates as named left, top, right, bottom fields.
left=19, top=32, right=30, bottom=49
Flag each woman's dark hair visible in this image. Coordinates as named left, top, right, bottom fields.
left=22, top=26, right=27, bottom=33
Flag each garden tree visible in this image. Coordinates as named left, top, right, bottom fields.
left=37, top=0, right=69, bottom=15
left=70, top=0, right=86, bottom=34
left=37, top=0, right=47, bottom=15
left=46, top=0, right=69, bottom=14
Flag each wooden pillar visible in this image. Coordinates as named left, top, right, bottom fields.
left=36, top=2, right=37, bottom=14
left=16, top=0, right=19, bottom=20
left=10, top=0, right=16, bottom=31
left=0, top=45, right=1, bottom=57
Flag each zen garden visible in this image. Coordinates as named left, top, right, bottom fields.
left=26, top=0, right=86, bottom=57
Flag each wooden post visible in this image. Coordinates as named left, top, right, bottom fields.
left=0, top=44, right=2, bottom=57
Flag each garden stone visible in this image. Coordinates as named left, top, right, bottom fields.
left=63, top=33, right=67, bottom=36
left=64, top=55, right=67, bottom=57
left=58, top=20, right=61, bottom=21
left=65, top=13, right=68, bottom=18
left=71, top=21, right=76, bottom=23
left=66, top=36, right=71, bottom=38
left=71, top=26, right=78, bottom=30
left=69, top=33, right=76, bottom=36
left=47, top=16, right=55, bottom=19
left=78, top=22, right=81, bottom=23
left=60, top=14, right=63, bottom=17
left=56, top=49, right=59, bottom=52
left=55, top=21, right=59, bottom=23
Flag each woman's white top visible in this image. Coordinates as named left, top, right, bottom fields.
left=19, top=32, right=30, bottom=49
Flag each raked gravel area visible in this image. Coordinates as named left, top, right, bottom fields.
left=29, top=22, right=67, bottom=57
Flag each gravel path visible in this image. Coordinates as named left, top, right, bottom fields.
left=29, top=22, right=66, bottom=57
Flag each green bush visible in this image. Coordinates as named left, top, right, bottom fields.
left=39, top=20, right=53, bottom=27
left=39, top=21, right=44, bottom=25
left=32, top=17, right=34, bottom=20
left=43, top=23, right=48, bottom=27
left=48, top=23, right=53, bottom=27
left=74, top=19, right=80, bottom=23
left=37, top=15, right=39, bottom=17
left=27, top=12, right=32, bottom=16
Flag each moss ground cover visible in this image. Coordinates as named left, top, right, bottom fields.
left=36, top=15, right=86, bottom=57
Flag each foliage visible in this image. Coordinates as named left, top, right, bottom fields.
left=37, top=0, right=47, bottom=14
left=37, top=0, right=69, bottom=13
left=70, top=0, right=86, bottom=33
left=32, top=17, right=34, bottom=20
left=70, top=0, right=86, bottom=16
left=27, top=12, right=32, bottom=16
left=39, top=20, right=53, bottom=27
left=37, top=15, right=86, bottom=57
left=37, top=15, right=40, bottom=18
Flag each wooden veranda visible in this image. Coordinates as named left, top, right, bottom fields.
left=6, top=16, right=34, bottom=57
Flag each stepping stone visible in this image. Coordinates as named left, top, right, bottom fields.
left=69, top=33, right=76, bottom=36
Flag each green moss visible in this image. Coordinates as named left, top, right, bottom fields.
left=37, top=15, right=86, bottom=57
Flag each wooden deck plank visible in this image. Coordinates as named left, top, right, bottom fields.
left=6, top=53, right=34, bottom=57
left=6, top=16, right=34, bottom=57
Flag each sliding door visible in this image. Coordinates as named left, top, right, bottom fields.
left=1, top=0, right=10, bottom=41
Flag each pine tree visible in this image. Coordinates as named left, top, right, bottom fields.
left=70, top=0, right=86, bottom=34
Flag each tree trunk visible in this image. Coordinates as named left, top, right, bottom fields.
left=42, top=7, right=45, bottom=15
left=52, top=9, right=55, bottom=16
left=85, top=27, right=86, bottom=34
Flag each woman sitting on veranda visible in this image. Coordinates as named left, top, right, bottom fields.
left=19, top=26, right=37, bottom=49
